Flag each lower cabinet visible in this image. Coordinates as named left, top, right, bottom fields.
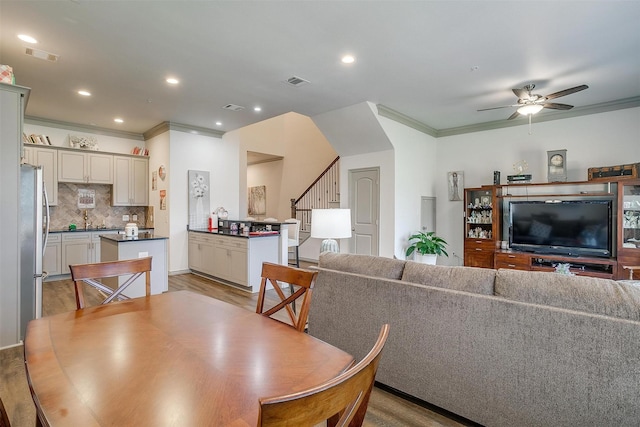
left=494, top=252, right=531, bottom=270
left=44, top=234, right=62, bottom=277
left=463, top=239, right=495, bottom=268
left=59, top=231, right=119, bottom=275
left=188, top=231, right=278, bottom=292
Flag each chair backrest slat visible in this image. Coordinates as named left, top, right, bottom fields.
left=70, top=257, right=152, bottom=309
left=256, top=262, right=317, bottom=332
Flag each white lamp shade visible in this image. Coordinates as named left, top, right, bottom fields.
left=311, top=209, right=352, bottom=239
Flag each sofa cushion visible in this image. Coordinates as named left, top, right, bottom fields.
left=495, top=268, right=640, bottom=321
left=401, top=261, right=495, bottom=295
left=318, top=252, right=406, bottom=280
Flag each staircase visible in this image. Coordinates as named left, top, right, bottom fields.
left=290, top=157, right=340, bottom=240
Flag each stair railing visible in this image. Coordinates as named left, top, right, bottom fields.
left=290, top=156, right=340, bottom=232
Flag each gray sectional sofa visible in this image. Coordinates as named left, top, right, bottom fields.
left=308, top=253, right=640, bottom=427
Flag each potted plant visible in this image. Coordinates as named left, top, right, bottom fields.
left=405, top=231, right=449, bottom=265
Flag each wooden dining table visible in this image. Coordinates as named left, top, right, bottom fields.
left=24, top=290, right=354, bottom=426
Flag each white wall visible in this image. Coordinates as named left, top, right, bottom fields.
left=378, top=115, right=438, bottom=259
left=226, top=112, right=337, bottom=221
left=168, top=130, right=240, bottom=273
left=145, top=131, right=170, bottom=237
left=435, top=107, right=640, bottom=265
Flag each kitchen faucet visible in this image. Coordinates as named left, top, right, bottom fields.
left=84, top=210, right=91, bottom=230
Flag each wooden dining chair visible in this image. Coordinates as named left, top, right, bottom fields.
left=258, top=324, right=390, bottom=427
left=0, top=395, right=10, bottom=427
left=256, top=262, right=317, bottom=332
left=69, top=257, right=153, bottom=309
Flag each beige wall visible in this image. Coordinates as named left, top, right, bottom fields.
left=247, top=160, right=283, bottom=219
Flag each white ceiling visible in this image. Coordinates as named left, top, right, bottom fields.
left=1, top=1, right=639, bottom=136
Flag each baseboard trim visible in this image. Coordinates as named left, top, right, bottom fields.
left=374, top=382, right=483, bottom=427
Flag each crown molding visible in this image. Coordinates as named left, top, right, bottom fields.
left=143, top=121, right=225, bottom=140
left=24, top=116, right=145, bottom=140
left=378, top=96, right=640, bottom=138
left=376, top=104, right=438, bottom=137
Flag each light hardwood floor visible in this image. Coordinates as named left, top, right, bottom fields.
left=0, top=272, right=469, bottom=427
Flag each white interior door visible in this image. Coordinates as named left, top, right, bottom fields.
left=421, top=197, right=436, bottom=232
left=349, top=168, right=379, bottom=255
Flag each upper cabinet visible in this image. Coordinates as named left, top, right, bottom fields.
left=23, top=146, right=58, bottom=205
left=112, top=156, right=148, bottom=206
left=58, top=150, right=112, bottom=184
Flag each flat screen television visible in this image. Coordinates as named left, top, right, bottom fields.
left=509, top=200, right=612, bottom=258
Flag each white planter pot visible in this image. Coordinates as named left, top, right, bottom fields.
left=414, top=253, right=437, bottom=265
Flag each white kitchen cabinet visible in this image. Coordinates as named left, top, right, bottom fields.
left=23, top=145, right=58, bottom=205
left=61, top=232, right=92, bottom=275
left=188, top=232, right=215, bottom=275
left=58, top=150, right=112, bottom=184
left=112, top=156, right=148, bottom=206
left=188, top=232, right=278, bottom=292
left=44, top=234, right=62, bottom=278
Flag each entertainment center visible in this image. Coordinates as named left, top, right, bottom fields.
left=463, top=179, right=640, bottom=280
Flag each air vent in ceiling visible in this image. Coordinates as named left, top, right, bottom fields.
left=25, top=47, right=59, bottom=62
left=286, top=76, right=310, bottom=87
left=222, top=104, right=245, bottom=111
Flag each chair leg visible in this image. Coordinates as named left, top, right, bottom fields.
left=289, top=283, right=296, bottom=314
left=294, top=246, right=299, bottom=268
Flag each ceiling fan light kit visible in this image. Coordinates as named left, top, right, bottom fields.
left=517, top=104, right=544, bottom=116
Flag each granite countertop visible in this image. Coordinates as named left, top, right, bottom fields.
left=189, top=228, right=280, bottom=238
left=100, top=232, right=168, bottom=242
left=50, top=227, right=154, bottom=233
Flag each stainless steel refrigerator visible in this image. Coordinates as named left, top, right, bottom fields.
left=19, top=164, right=50, bottom=339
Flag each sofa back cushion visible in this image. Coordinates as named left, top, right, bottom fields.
left=318, top=252, right=406, bottom=280
left=495, top=268, right=640, bottom=321
left=401, top=261, right=495, bottom=295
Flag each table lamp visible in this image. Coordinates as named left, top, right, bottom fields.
left=311, top=209, right=352, bottom=253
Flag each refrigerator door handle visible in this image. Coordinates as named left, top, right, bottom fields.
left=43, top=185, right=50, bottom=256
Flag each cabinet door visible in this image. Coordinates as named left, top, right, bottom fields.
left=44, top=236, right=62, bottom=277
left=61, top=233, right=91, bottom=274
left=112, top=156, right=132, bottom=206
left=464, top=246, right=495, bottom=268
left=87, top=153, right=112, bottom=183
left=212, top=245, right=229, bottom=279
left=58, top=151, right=86, bottom=182
left=131, top=157, right=148, bottom=205
left=188, top=237, right=202, bottom=271
left=228, top=248, right=248, bottom=286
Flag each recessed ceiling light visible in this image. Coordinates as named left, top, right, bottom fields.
left=18, top=34, right=38, bottom=44
left=215, top=121, right=222, bottom=126
left=254, top=106, right=262, bottom=112
left=114, top=118, right=124, bottom=123
left=166, top=77, right=179, bottom=85
left=341, top=55, right=355, bottom=64
left=78, top=90, right=91, bottom=96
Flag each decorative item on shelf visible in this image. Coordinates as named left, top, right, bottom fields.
left=507, top=160, right=531, bottom=183
left=311, top=209, right=352, bottom=253
left=69, top=134, right=98, bottom=150
left=214, top=206, right=228, bottom=220
left=132, top=146, right=149, bottom=156
left=547, top=149, right=567, bottom=182
left=0, top=64, right=14, bottom=84
left=588, top=163, right=640, bottom=181
left=468, top=227, right=492, bottom=239
left=405, top=231, right=449, bottom=265
left=554, top=263, right=574, bottom=276
left=493, top=170, right=501, bottom=185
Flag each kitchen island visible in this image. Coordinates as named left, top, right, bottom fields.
left=188, top=228, right=280, bottom=292
left=100, top=232, right=168, bottom=297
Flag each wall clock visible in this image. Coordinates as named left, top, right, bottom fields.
left=547, top=149, right=567, bottom=182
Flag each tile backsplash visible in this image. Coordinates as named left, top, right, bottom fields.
left=50, top=183, right=147, bottom=230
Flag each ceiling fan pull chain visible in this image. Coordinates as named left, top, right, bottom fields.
left=528, top=113, right=533, bottom=135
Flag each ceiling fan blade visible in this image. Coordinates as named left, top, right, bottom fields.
left=543, top=102, right=574, bottom=110
left=512, top=88, right=528, bottom=99
left=477, top=105, right=517, bottom=112
left=507, top=111, right=521, bottom=120
left=545, top=85, right=588, bottom=100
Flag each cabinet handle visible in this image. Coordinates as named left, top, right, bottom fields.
left=508, top=255, right=516, bottom=258
left=475, top=248, right=482, bottom=251
left=508, top=264, right=516, bottom=268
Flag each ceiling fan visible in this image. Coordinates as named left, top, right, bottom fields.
left=478, top=83, right=589, bottom=119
